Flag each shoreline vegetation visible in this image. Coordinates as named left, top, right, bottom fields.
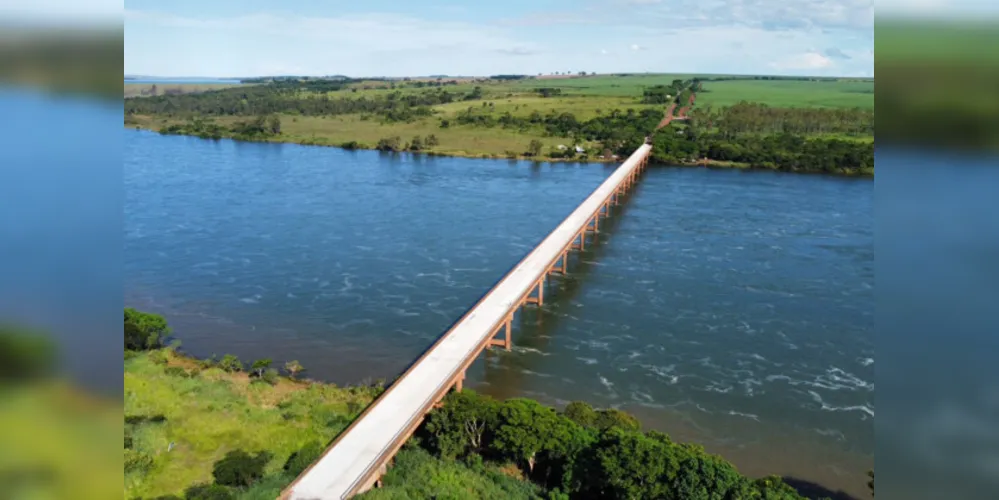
left=123, top=74, right=874, bottom=177
left=124, top=308, right=873, bottom=499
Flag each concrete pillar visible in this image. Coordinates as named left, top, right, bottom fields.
left=537, top=280, right=544, bottom=306
left=455, top=371, right=464, bottom=392
left=504, top=316, right=512, bottom=351
left=560, top=252, right=567, bottom=273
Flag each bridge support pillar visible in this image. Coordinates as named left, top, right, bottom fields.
left=455, top=371, right=464, bottom=392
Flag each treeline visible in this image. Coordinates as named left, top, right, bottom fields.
left=159, top=115, right=282, bottom=141
left=535, top=87, right=563, bottom=97
left=408, top=390, right=806, bottom=499
left=652, top=128, right=874, bottom=175
left=453, top=107, right=661, bottom=156
left=690, top=101, right=874, bottom=137
left=124, top=84, right=484, bottom=120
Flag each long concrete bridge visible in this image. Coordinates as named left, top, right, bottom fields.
left=281, top=143, right=654, bottom=499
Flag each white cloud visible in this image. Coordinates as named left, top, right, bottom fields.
left=769, top=52, right=834, bottom=70
left=630, top=44, right=646, bottom=51
left=600, top=49, right=609, bottom=55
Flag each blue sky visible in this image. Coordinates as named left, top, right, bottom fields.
left=120, top=0, right=883, bottom=78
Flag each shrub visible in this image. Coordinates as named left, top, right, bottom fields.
left=124, top=449, right=154, bottom=474
left=0, top=327, right=57, bottom=382
left=284, top=441, right=325, bottom=476
left=199, top=355, right=218, bottom=369
left=218, top=354, right=242, bottom=373
left=184, top=484, right=235, bottom=500
left=147, top=350, right=168, bottom=365
left=164, top=366, right=186, bottom=377
left=341, top=141, right=359, bottom=150
left=212, top=450, right=271, bottom=487
left=284, top=360, right=304, bottom=379
left=376, top=136, right=401, bottom=151
left=261, top=368, right=280, bottom=386
left=124, top=308, right=170, bottom=351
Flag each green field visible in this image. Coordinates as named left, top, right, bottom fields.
left=696, top=79, right=873, bottom=108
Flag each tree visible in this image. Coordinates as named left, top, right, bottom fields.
left=491, top=399, right=560, bottom=473
left=284, top=441, right=325, bottom=476
left=284, top=360, right=304, bottom=379
left=149, top=84, right=158, bottom=96
left=527, top=139, right=543, bottom=157
left=563, top=401, right=597, bottom=428
left=250, top=358, right=272, bottom=378
left=410, top=135, right=423, bottom=151
left=425, top=134, right=439, bottom=147
left=584, top=429, right=672, bottom=499
left=212, top=450, right=271, bottom=487
left=423, top=390, right=499, bottom=460
left=124, top=308, right=170, bottom=351
left=268, top=114, right=281, bottom=134
left=594, top=409, right=640, bottom=432
left=218, top=354, right=242, bottom=373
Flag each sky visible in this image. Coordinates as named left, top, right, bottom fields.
left=83, top=0, right=957, bottom=78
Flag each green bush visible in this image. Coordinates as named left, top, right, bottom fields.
left=211, top=450, right=271, bottom=487
left=124, top=449, right=154, bottom=474
left=184, top=483, right=235, bottom=500
left=261, top=368, right=280, bottom=386
left=124, top=308, right=170, bottom=351
left=164, top=366, right=186, bottom=377
left=147, top=350, right=168, bottom=365
left=218, top=354, right=242, bottom=373
left=0, top=326, right=56, bottom=381
left=284, top=441, right=325, bottom=476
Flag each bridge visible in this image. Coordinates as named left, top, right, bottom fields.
left=281, top=143, right=653, bottom=499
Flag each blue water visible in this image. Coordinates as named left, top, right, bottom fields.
left=124, top=130, right=874, bottom=496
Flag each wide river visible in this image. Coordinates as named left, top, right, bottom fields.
left=125, top=130, right=874, bottom=497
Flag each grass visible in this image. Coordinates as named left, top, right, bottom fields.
left=0, top=383, right=121, bottom=500
left=124, top=349, right=376, bottom=499
left=128, top=113, right=608, bottom=160
left=697, top=79, right=874, bottom=109
left=124, top=83, right=242, bottom=98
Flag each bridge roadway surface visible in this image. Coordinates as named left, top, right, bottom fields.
left=284, top=144, right=653, bottom=499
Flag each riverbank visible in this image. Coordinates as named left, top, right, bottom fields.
left=125, top=123, right=873, bottom=177
left=125, top=346, right=381, bottom=498
left=124, top=307, right=869, bottom=499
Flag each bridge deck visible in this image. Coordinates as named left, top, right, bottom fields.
left=284, top=144, right=652, bottom=499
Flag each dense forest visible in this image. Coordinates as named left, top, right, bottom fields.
left=688, top=102, right=873, bottom=137
left=123, top=84, right=484, bottom=119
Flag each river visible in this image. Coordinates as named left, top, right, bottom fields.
left=124, top=130, right=873, bottom=498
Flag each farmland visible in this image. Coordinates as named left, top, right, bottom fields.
left=124, top=73, right=875, bottom=174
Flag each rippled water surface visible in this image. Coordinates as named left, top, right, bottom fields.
left=125, top=130, right=873, bottom=497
